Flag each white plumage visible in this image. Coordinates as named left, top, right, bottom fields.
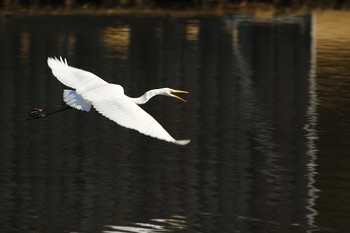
left=63, top=90, right=92, bottom=111
left=47, top=57, right=190, bottom=146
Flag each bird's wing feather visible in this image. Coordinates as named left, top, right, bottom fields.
left=47, top=57, right=107, bottom=90
left=63, top=89, right=92, bottom=112
left=90, top=92, right=189, bottom=145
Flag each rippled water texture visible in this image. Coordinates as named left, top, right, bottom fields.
left=0, top=11, right=350, bottom=233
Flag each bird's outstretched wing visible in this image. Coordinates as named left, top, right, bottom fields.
left=90, top=91, right=190, bottom=145
left=47, top=57, right=107, bottom=90
left=48, top=57, right=190, bottom=145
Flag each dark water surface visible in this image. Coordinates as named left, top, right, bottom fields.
left=0, top=12, right=350, bottom=233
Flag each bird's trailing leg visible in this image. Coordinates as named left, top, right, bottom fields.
left=26, top=103, right=72, bottom=120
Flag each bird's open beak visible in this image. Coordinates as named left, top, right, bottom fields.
left=171, top=90, right=189, bottom=103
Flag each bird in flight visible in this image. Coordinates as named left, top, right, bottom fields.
left=27, top=57, right=190, bottom=145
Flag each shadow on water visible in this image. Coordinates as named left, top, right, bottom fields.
left=0, top=12, right=350, bottom=233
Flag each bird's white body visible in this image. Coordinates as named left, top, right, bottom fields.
left=47, top=57, right=190, bottom=145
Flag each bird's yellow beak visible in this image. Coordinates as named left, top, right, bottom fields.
left=171, top=90, right=189, bottom=103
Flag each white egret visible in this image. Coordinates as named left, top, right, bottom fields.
left=28, top=57, right=190, bottom=146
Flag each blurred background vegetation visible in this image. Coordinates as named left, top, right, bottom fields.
left=0, top=0, right=349, bottom=13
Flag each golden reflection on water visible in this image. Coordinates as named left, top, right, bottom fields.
left=316, top=11, right=350, bottom=44
left=20, top=32, right=30, bottom=58
left=100, top=25, right=130, bottom=60
left=315, top=11, right=350, bottom=231
left=20, top=32, right=30, bottom=69
left=315, top=11, right=350, bottom=108
left=316, top=11, right=350, bottom=69
left=185, top=20, right=199, bottom=42
left=67, top=33, right=76, bottom=56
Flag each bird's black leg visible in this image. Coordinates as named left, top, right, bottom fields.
left=26, top=103, right=72, bottom=120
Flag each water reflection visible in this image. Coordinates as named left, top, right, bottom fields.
left=304, top=14, right=319, bottom=230
left=19, top=32, right=30, bottom=58
left=314, top=11, right=350, bottom=231
left=67, top=32, right=77, bottom=56
left=185, top=20, right=199, bottom=42
left=101, top=25, right=130, bottom=60
left=105, top=215, right=187, bottom=232
left=227, top=14, right=318, bottom=231
left=0, top=12, right=350, bottom=233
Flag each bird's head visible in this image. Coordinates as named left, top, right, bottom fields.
left=162, top=88, right=189, bottom=103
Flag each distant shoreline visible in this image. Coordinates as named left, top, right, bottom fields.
left=0, top=3, right=349, bottom=17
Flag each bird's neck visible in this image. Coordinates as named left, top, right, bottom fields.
left=130, top=89, right=161, bottom=105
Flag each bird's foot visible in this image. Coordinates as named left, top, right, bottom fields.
left=26, top=108, right=46, bottom=120
left=34, top=108, right=43, bottom=112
